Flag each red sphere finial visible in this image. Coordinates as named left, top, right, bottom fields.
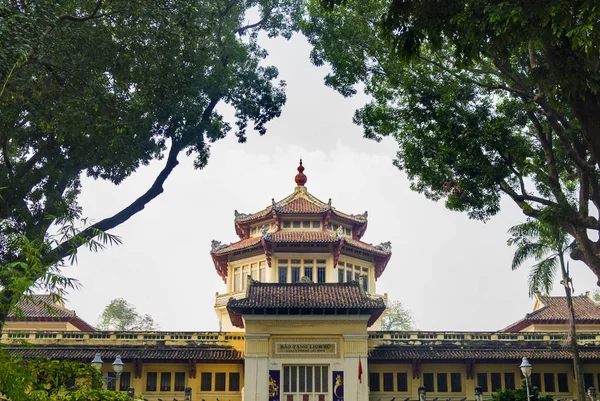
left=295, top=159, right=307, bottom=186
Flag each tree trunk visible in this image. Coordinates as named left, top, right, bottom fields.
left=560, top=253, right=586, bottom=401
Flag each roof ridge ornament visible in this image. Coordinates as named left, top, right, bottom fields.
left=294, top=159, right=307, bottom=186
left=211, top=240, right=230, bottom=253
left=375, top=241, right=392, bottom=253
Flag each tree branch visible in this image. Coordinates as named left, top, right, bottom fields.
left=43, top=95, right=222, bottom=266
left=59, top=0, right=104, bottom=22
left=43, top=140, right=183, bottom=265
left=234, top=3, right=274, bottom=34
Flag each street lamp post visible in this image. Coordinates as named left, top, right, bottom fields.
left=475, top=386, right=483, bottom=401
left=91, top=353, right=124, bottom=389
left=520, top=357, right=532, bottom=401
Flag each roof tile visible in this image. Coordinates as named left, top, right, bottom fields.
left=228, top=281, right=385, bottom=309
left=369, top=345, right=600, bottom=360
left=9, top=295, right=75, bottom=319
left=7, top=345, right=243, bottom=361
left=529, top=296, right=600, bottom=321
left=275, top=198, right=329, bottom=214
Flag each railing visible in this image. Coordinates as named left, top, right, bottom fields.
left=0, top=330, right=243, bottom=345
left=215, top=291, right=247, bottom=307
left=367, top=331, right=600, bottom=345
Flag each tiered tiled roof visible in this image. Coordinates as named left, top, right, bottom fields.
left=369, top=344, right=600, bottom=361
left=211, top=162, right=390, bottom=281
left=502, top=295, right=600, bottom=332
left=232, top=167, right=369, bottom=240
left=7, top=294, right=95, bottom=331
left=227, top=281, right=385, bottom=328
left=6, top=345, right=243, bottom=361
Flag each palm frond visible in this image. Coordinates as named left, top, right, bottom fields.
left=528, top=256, right=558, bottom=297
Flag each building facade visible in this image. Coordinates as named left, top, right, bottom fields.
left=4, top=161, right=600, bottom=401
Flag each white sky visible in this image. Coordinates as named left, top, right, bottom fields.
left=61, top=34, right=599, bottom=332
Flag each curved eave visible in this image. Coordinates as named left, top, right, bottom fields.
left=227, top=306, right=385, bottom=329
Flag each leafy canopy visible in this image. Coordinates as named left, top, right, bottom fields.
left=0, top=0, right=302, bottom=324
left=0, top=351, right=134, bottom=400
left=97, top=298, right=157, bottom=331
left=303, top=0, right=600, bottom=284
left=381, top=299, right=414, bottom=331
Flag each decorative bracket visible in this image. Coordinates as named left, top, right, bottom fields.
left=322, top=210, right=333, bottom=230
left=261, top=237, right=272, bottom=267
left=189, top=359, right=197, bottom=379
left=466, top=359, right=475, bottom=379
left=332, top=239, right=344, bottom=268
left=272, top=211, right=281, bottom=232
left=134, top=359, right=142, bottom=379
left=412, top=359, right=421, bottom=379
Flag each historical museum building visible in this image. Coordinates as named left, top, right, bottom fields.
left=4, top=162, right=600, bottom=401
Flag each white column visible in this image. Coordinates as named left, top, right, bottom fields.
left=244, top=333, right=271, bottom=401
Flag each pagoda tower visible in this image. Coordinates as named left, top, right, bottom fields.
left=210, top=161, right=392, bottom=401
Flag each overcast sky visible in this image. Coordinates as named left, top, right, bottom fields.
left=61, top=33, right=599, bottom=333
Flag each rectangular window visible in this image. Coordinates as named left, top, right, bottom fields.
left=317, top=267, right=326, bottom=283
left=284, top=365, right=327, bottom=393
left=338, top=268, right=344, bottom=283
left=346, top=269, right=352, bottom=282
left=477, top=373, right=488, bottom=392
left=585, top=373, right=595, bottom=391
left=437, top=373, right=448, bottom=392
left=119, top=372, right=131, bottom=391
left=369, top=372, right=381, bottom=392
left=491, top=373, right=501, bottom=392
left=306, top=366, right=313, bottom=392
left=362, top=268, right=369, bottom=292
left=451, top=373, right=462, bottom=392
left=283, top=221, right=291, bottom=228
left=242, top=265, right=250, bottom=289
left=279, top=266, right=287, bottom=283
left=544, top=373, right=555, bottom=392
left=160, top=372, right=171, bottom=391
left=174, top=372, right=185, bottom=391
left=423, top=373, right=434, bottom=392
left=260, top=261, right=267, bottom=282
left=215, top=373, right=226, bottom=391
left=397, top=373, right=408, bottom=392
left=302, top=220, right=310, bottom=228
left=299, top=366, right=306, bottom=392
left=251, top=263, right=259, bottom=280
left=291, top=366, right=297, bottom=392
left=383, top=373, right=394, bottom=392
left=531, top=373, right=542, bottom=390
left=312, top=221, right=320, bottom=228
left=284, top=366, right=290, bottom=393
left=107, top=372, right=116, bottom=390
left=293, top=221, right=301, bottom=228
left=234, top=267, right=241, bottom=292
left=505, top=373, right=515, bottom=390
left=146, top=372, right=157, bottom=392
left=305, top=267, right=313, bottom=281
left=229, top=372, right=240, bottom=391
left=201, top=372, right=212, bottom=391
left=292, top=267, right=300, bottom=282
left=558, top=373, right=569, bottom=393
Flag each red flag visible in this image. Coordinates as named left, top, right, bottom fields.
left=358, top=357, right=363, bottom=384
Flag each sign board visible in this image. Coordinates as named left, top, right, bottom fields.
left=275, top=342, right=337, bottom=355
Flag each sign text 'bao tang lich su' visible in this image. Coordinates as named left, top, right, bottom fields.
left=275, top=342, right=337, bottom=355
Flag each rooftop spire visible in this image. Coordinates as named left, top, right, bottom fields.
left=295, top=159, right=307, bottom=186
